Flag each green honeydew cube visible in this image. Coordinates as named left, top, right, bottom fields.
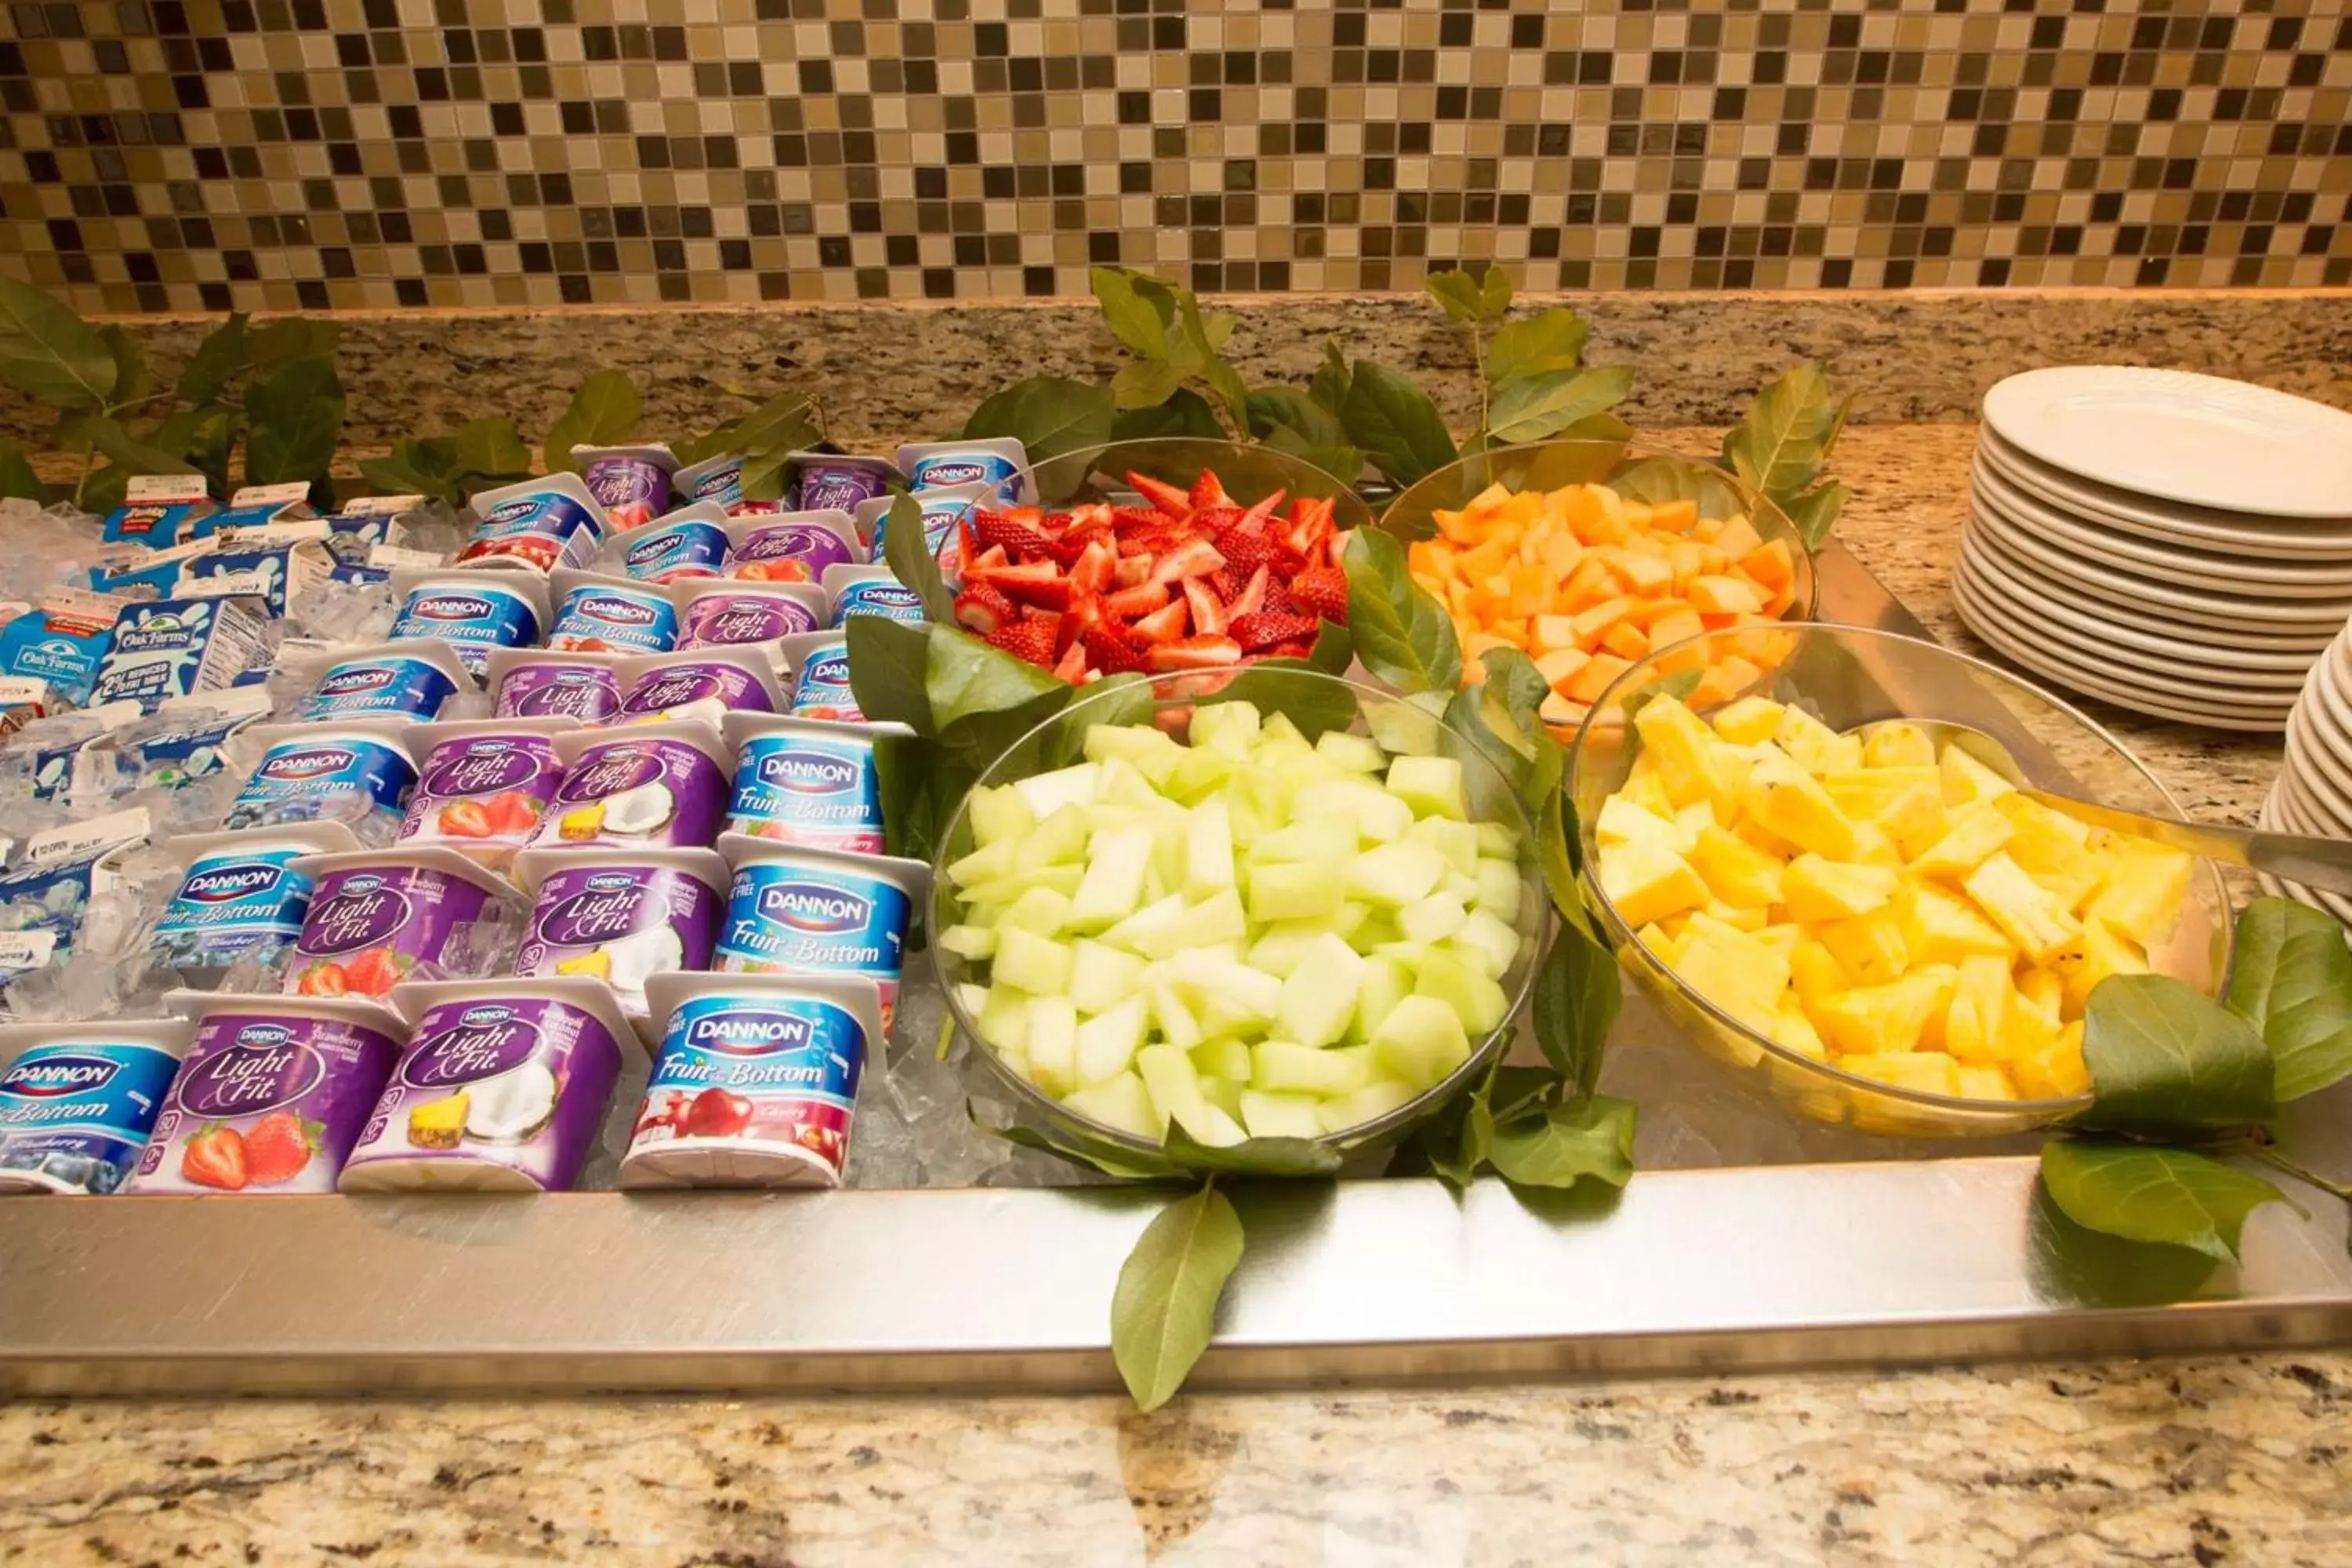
left=1241, top=1090, right=1327, bottom=1141
left=1475, top=820, right=1522, bottom=857
left=1454, top=910, right=1523, bottom=978
left=998, top=887, right=1073, bottom=936
left=1369, top=995, right=1472, bottom=1089
left=1407, top=815, right=1483, bottom=877
left=946, top=837, right=1018, bottom=891
left=1015, top=803, right=1092, bottom=870
left=1248, top=815, right=1358, bottom=866
left=1166, top=948, right=1283, bottom=1025
left=1073, top=996, right=1149, bottom=1083
left=1193, top=1036, right=1255, bottom=1083
left=1345, top=840, right=1448, bottom=907
left=1183, top=797, right=1236, bottom=899
left=1351, top=953, right=1416, bottom=1044
left=1083, top=723, right=1185, bottom=786
left=1473, top=858, right=1523, bottom=918
left=1385, top=754, right=1468, bottom=821
left=991, top=927, right=1073, bottom=996
left=1198, top=1072, right=1245, bottom=1121
left=1137, top=1043, right=1247, bottom=1147
left=1065, top=1069, right=1163, bottom=1142
left=955, top=863, right=1084, bottom=909
left=1025, top=996, right=1079, bottom=1094
left=1247, top=860, right=1344, bottom=924
left=1011, top=761, right=1101, bottom=822
left=977, top=985, right=1031, bottom=1054
left=1168, top=889, right=1248, bottom=952
left=1102, top=891, right=1189, bottom=957
left=1397, top=891, right=1470, bottom=946
left=1145, top=973, right=1204, bottom=1050
left=1275, top=932, right=1366, bottom=1048
left=1190, top=700, right=1262, bottom=757
left=938, top=924, right=996, bottom=960
left=1315, top=730, right=1387, bottom=775
left=1316, top=1078, right=1419, bottom=1135
left=1163, top=746, right=1236, bottom=804
left=1250, top=1040, right=1373, bottom=1096
left=968, top=784, right=1036, bottom=849
left=1067, top=939, right=1147, bottom=1015
left=1414, top=949, right=1510, bottom=1035
left=1295, top=779, right=1414, bottom=844
left=1067, top=826, right=1155, bottom=930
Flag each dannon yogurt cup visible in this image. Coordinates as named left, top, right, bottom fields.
left=546, top=574, right=680, bottom=655
left=295, top=641, right=470, bottom=724
left=672, top=452, right=748, bottom=511
left=340, top=978, right=629, bottom=1192
left=536, top=721, right=732, bottom=851
left=857, top=481, right=989, bottom=576
left=619, top=972, right=880, bottom=1189
left=488, top=648, right=623, bottom=723
left=456, top=474, right=606, bottom=575
left=154, top=821, right=358, bottom=979
left=284, top=847, right=521, bottom=1000
left=713, top=835, right=925, bottom=1033
left=513, top=847, right=725, bottom=1014
left=136, top=993, right=405, bottom=1194
left=675, top=581, right=825, bottom=650
left=397, top=720, right=571, bottom=865
left=609, top=504, right=731, bottom=585
left=895, top=437, right=1029, bottom=505
left=576, top=445, right=679, bottom=533
left=223, top=725, right=415, bottom=833
left=725, top=511, right=862, bottom=584
left=783, top=635, right=860, bottom=721
left=388, top=571, right=549, bottom=677
left=824, top=566, right=926, bottom=627
left=721, top=714, right=899, bottom=855
left=787, top=452, right=893, bottom=515
left=0, top=1020, right=193, bottom=1195
left=610, top=648, right=784, bottom=728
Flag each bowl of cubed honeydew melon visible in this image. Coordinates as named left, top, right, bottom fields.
left=929, top=670, right=1548, bottom=1167
left=1569, top=623, right=2233, bottom=1139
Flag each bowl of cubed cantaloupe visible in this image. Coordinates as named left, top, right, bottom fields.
left=1381, top=441, right=1813, bottom=742
left=928, top=669, right=1549, bottom=1170
left=1569, top=624, right=2233, bottom=1138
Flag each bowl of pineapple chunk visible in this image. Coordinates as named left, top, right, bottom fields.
left=929, top=670, right=1548, bottom=1166
left=1571, top=624, right=2231, bottom=1137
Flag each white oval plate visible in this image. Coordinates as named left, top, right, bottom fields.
left=1952, top=572, right=2292, bottom=731
left=1958, top=536, right=2325, bottom=672
left=1954, top=554, right=2315, bottom=693
left=1959, top=532, right=2341, bottom=655
left=1976, top=427, right=2352, bottom=560
left=1969, top=505, right=2352, bottom=630
left=1982, top=366, right=2352, bottom=518
left=1972, top=459, right=2352, bottom=595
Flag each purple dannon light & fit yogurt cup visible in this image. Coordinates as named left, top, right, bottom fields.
left=784, top=452, right=894, bottom=515
left=339, top=976, right=631, bottom=1192
left=395, top=718, right=576, bottom=868
left=606, top=648, right=786, bottom=729
left=574, top=444, right=680, bottom=533
left=282, top=845, right=524, bottom=1002
left=673, top=579, right=826, bottom=652
left=135, top=990, right=408, bottom=1194
left=511, top=846, right=725, bottom=1017
left=486, top=647, right=625, bottom=724
left=535, top=720, right=733, bottom=852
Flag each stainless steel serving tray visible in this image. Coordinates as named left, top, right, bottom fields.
left=5, top=544, right=2347, bottom=1396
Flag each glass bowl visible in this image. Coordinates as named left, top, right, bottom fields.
left=927, top=667, right=1549, bottom=1171
left=1570, top=623, right=2234, bottom=1138
left=1018, top=437, right=1377, bottom=537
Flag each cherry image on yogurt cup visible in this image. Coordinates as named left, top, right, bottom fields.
left=684, top=1087, right=754, bottom=1138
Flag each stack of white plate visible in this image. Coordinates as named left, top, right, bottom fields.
left=2261, top=622, right=2352, bottom=922
left=1960, top=366, right=2352, bottom=731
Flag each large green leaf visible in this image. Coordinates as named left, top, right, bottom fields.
left=1339, top=361, right=1457, bottom=486
left=1162, top=1125, right=1343, bottom=1177
left=844, top=614, right=935, bottom=732
left=962, top=375, right=1114, bottom=469
left=1424, top=269, right=1486, bottom=325
left=1309, top=339, right=1352, bottom=414
left=542, top=368, right=641, bottom=473
left=2227, top=897, right=2352, bottom=1102
left=1091, top=265, right=1172, bottom=360
left=1535, top=782, right=1594, bottom=940
left=925, top=623, right=1068, bottom=732
left=1342, top=528, right=1462, bottom=693
left=174, top=313, right=249, bottom=405
left=881, top=493, right=953, bottom=622
left=1110, top=358, right=1185, bottom=412
left=57, top=413, right=195, bottom=477
left=1486, top=307, right=1589, bottom=387
left=1534, top=921, right=1621, bottom=1100
left=242, top=356, right=344, bottom=485
left=2039, top=1136, right=2282, bottom=1263
left=454, top=416, right=532, bottom=480
left=1487, top=1095, right=1636, bottom=1189
left=1721, top=362, right=1849, bottom=501
left=1486, top=366, right=1635, bottom=445
left=1247, top=387, right=1348, bottom=448
left=1109, top=388, right=1225, bottom=445
left=97, top=326, right=151, bottom=406
left=1780, top=481, right=1848, bottom=550
left=0, top=441, right=49, bottom=502
left=2077, top=973, right=2275, bottom=1134
left=1109, top=1183, right=1244, bottom=1411
left=0, top=278, right=114, bottom=410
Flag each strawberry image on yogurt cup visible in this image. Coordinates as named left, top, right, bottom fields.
left=397, top=720, right=572, bottom=868
left=725, top=511, right=862, bottom=585
left=575, top=444, right=680, bottom=533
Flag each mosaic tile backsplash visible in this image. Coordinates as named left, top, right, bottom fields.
left=2, top=0, right=2349, bottom=315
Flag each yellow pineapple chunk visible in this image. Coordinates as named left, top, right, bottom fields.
left=1874, top=782, right=1952, bottom=861
left=1846, top=820, right=1904, bottom=869
left=2086, top=840, right=2194, bottom=946
left=1773, top=1004, right=1828, bottom=1060
left=1599, top=837, right=1708, bottom=927
left=1818, top=906, right=1910, bottom=985
left=1862, top=722, right=1938, bottom=769
left=1688, top=825, right=1786, bottom=909
left=1939, top=742, right=2018, bottom=806
left=1635, top=920, right=1685, bottom=965
left=1632, top=695, right=1726, bottom=808
left=2053, top=918, right=2150, bottom=1016
left=1596, top=793, right=1679, bottom=851
left=1790, top=938, right=1845, bottom=1005
left=1909, top=800, right=2015, bottom=877
left=1709, top=695, right=1787, bottom=746
left=1701, top=898, right=1769, bottom=932
left=1671, top=800, right=1717, bottom=851
left=1777, top=706, right=1863, bottom=775
left=1750, top=922, right=1802, bottom=956
left=1892, top=877, right=2014, bottom=964
left=1841, top=1049, right=1964, bottom=1097
left=1942, top=953, right=2013, bottom=1063
left=1811, top=976, right=1942, bottom=1055
left=1615, top=766, right=1677, bottom=821
left=2012, top=1022, right=2091, bottom=1099
left=1824, top=766, right=1941, bottom=821
left=1675, top=924, right=1791, bottom=1028
left=1782, top=854, right=1899, bottom=922
left=1962, top=852, right=2082, bottom=961
left=1740, top=748, right=1859, bottom=859
left=1957, top=1065, right=2019, bottom=1102
left=1998, top=797, right=2103, bottom=910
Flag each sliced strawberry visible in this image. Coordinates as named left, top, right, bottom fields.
left=1225, top=564, right=1270, bottom=619
left=1189, top=470, right=1233, bottom=510
left=1190, top=505, right=1243, bottom=536
left=1145, top=633, right=1243, bottom=672
left=1053, top=523, right=1111, bottom=567
left=953, top=582, right=1018, bottom=635
left=971, top=543, right=1010, bottom=572
left=1066, top=502, right=1118, bottom=530
left=1289, top=566, right=1350, bottom=624
left=1111, top=505, right=1164, bottom=531
left=1229, top=610, right=1319, bottom=652
left=1326, top=531, right=1348, bottom=568
left=975, top=511, right=1061, bottom=561
left=1235, top=490, right=1287, bottom=533
left=1105, top=579, right=1171, bottom=619
left=984, top=618, right=1057, bottom=666
left=1211, top=527, right=1272, bottom=573
left=1051, top=638, right=1090, bottom=683
left=1150, top=538, right=1226, bottom=585
left=1125, top=471, right=1195, bottom=518
left=1057, top=596, right=1101, bottom=654
left=978, top=560, right=1075, bottom=610
left=1069, top=537, right=1117, bottom=595
left=1181, top=578, right=1228, bottom=637
left=1127, top=597, right=1191, bottom=645
left=1111, top=552, right=1155, bottom=589
left=1083, top=626, right=1143, bottom=674
left=1265, top=638, right=1316, bottom=660
left=1258, top=578, right=1297, bottom=615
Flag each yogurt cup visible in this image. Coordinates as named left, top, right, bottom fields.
left=0, top=1019, right=194, bottom=1195
left=713, top=833, right=926, bottom=1034
left=619, top=971, right=880, bottom=1189
left=340, top=977, right=630, bottom=1192
left=458, top=474, right=608, bottom=575
left=855, top=481, right=989, bottom=576
left=576, top=445, right=680, bottom=533
left=608, top=648, right=786, bottom=728
left=136, top=991, right=406, bottom=1194
left=154, top=821, right=360, bottom=981
left=672, top=452, right=749, bottom=512
left=389, top=570, right=550, bottom=677
left=295, top=641, right=473, bottom=724
left=823, top=564, right=927, bottom=627
left=895, top=437, right=1029, bottom=505
left=674, top=579, right=826, bottom=651
left=283, top=846, right=523, bottom=1000
left=788, top=452, right=895, bottom=516
left=487, top=647, right=624, bottom=723
left=223, top=724, right=416, bottom=834
left=397, top=719, right=574, bottom=867
left=512, top=847, right=726, bottom=1016
left=546, top=571, right=681, bottom=655
left=721, top=713, right=905, bottom=855
left=781, top=633, right=859, bottom=721
left=607, top=503, right=732, bottom=585
left=536, top=720, right=733, bottom=851
left=724, top=510, right=862, bottom=584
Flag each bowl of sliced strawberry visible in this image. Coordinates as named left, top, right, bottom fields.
left=946, top=439, right=1371, bottom=684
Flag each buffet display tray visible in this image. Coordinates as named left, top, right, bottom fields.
left=5, top=544, right=2348, bottom=1397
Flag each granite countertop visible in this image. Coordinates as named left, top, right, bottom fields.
left=5, top=423, right=2349, bottom=1566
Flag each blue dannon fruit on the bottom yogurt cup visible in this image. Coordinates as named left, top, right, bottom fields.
left=549, top=583, right=680, bottom=655
left=390, top=583, right=541, bottom=674
left=619, top=520, right=731, bottom=585
left=0, top=1038, right=184, bottom=1194
left=154, top=844, right=317, bottom=971
left=298, top=652, right=458, bottom=722
left=224, top=735, right=415, bottom=832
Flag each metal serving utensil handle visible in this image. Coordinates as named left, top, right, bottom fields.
left=2018, top=787, right=2352, bottom=898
